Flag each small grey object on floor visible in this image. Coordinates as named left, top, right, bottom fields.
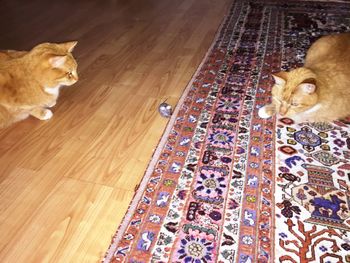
left=158, top=102, right=172, bottom=118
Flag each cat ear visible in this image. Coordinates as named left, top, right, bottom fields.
left=62, top=41, right=78, bottom=52
left=298, top=78, right=317, bottom=94
left=272, top=71, right=287, bottom=86
left=49, top=55, right=66, bottom=68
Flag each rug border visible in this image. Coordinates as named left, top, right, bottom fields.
left=102, top=4, right=233, bottom=262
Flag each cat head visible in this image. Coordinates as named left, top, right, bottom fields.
left=269, top=67, right=319, bottom=117
left=29, top=41, right=79, bottom=88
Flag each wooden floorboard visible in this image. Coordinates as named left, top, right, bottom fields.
left=0, top=0, right=231, bottom=261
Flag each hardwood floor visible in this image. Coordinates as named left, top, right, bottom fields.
left=0, top=0, right=231, bottom=262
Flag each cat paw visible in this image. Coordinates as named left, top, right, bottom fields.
left=46, top=101, right=56, bottom=108
left=34, top=109, right=53, bottom=120
left=258, top=106, right=273, bottom=119
left=30, top=108, right=53, bottom=120
left=41, top=109, right=53, bottom=120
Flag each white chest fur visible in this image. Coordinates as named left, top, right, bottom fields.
left=44, top=85, right=61, bottom=97
left=294, top=103, right=322, bottom=123
left=303, top=103, right=322, bottom=115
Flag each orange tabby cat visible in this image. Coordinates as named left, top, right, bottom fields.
left=258, top=33, right=350, bottom=123
left=0, top=41, right=78, bottom=128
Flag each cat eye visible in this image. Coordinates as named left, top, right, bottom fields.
left=291, top=102, right=299, bottom=106
left=67, top=72, right=73, bottom=78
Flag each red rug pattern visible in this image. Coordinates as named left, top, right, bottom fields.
left=104, top=1, right=350, bottom=262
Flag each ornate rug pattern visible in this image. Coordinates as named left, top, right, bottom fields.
left=104, top=1, right=350, bottom=262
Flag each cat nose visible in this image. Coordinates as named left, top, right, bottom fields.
left=279, top=105, right=288, bottom=116
left=71, top=74, right=78, bottom=82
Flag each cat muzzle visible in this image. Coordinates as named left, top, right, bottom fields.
left=279, top=106, right=288, bottom=116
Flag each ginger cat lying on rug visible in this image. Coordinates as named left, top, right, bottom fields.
left=0, top=41, right=78, bottom=128
left=259, top=33, right=350, bottom=123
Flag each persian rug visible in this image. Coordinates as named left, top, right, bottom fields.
left=103, top=1, right=350, bottom=262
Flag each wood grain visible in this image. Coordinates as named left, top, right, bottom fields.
left=0, top=0, right=231, bottom=261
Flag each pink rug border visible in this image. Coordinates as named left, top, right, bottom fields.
left=103, top=6, right=231, bottom=262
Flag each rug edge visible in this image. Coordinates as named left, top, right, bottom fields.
left=102, top=6, right=232, bottom=263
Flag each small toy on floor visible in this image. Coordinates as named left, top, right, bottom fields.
left=158, top=100, right=172, bottom=118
